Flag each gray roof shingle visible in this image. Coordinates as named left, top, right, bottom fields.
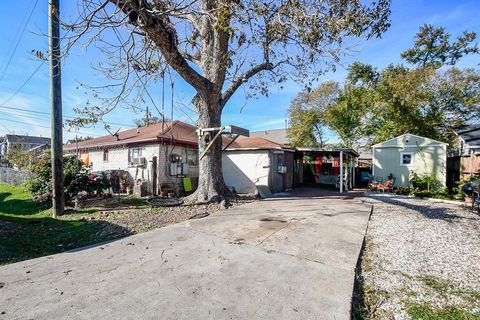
left=455, top=124, right=480, bottom=146
left=249, top=129, right=290, bottom=145
left=5, top=134, right=51, bottom=145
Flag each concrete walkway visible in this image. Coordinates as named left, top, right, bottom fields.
left=0, top=189, right=371, bottom=320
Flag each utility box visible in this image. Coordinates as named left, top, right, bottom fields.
left=169, top=162, right=189, bottom=176
left=169, top=163, right=179, bottom=176
left=277, top=165, right=287, bottom=174
left=170, top=154, right=183, bottom=163
left=180, top=163, right=189, bottom=176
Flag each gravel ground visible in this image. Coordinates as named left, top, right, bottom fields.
left=355, top=193, right=480, bottom=319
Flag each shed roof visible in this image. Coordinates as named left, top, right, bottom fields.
left=64, top=120, right=198, bottom=151
left=296, top=147, right=360, bottom=157
left=372, top=133, right=447, bottom=148
left=454, top=124, right=480, bottom=146
left=224, top=136, right=293, bottom=151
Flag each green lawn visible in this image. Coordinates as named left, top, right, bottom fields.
left=0, top=183, right=130, bottom=265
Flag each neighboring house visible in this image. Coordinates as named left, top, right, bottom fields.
left=249, top=128, right=290, bottom=146
left=447, top=125, right=480, bottom=187
left=0, top=134, right=51, bottom=158
left=64, top=121, right=199, bottom=195
left=223, top=137, right=294, bottom=194
left=372, top=134, right=448, bottom=187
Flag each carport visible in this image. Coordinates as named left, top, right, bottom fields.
left=296, top=148, right=359, bottom=192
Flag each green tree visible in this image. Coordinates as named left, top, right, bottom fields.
left=69, top=0, right=391, bottom=202
left=288, top=81, right=339, bottom=147
left=401, top=24, right=478, bottom=68
left=324, top=85, right=374, bottom=147
left=317, top=25, right=480, bottom=146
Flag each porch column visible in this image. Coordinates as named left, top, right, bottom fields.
left=339, top=150, right=344, bottom=193
left=352, top=158, right=356, bottom=188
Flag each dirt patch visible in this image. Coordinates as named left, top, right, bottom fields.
left=66, top=197, right=256, bottom=236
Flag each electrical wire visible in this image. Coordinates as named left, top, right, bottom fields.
left=0, top=0, right=39, bottom=81
left=0, top=103, right=135, bottom=128
left=0, top=62, right=44, bottom=105
left=0, top=117, right=100, bottom=137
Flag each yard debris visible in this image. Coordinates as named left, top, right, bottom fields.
left=69, top=197, right=254, bottom=237
left=146, top=197, right=184, bottom=207
left=190, top=212, right=209, bottom=220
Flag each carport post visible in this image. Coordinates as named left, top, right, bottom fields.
left=352, top=158, right=356, bottom=188
left=339, top=150, right=344, bottom=193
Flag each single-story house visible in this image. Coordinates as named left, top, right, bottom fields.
left=222, top=137, right=294, bottom=194
left=372, top=134, right=447, bottom=187
left=0, top=134, right=51, bottom=158
left=447, top=125, right=480, bottom=188
left=64, top=121, right=199, bottom=195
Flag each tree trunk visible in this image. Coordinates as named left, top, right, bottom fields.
left=187, top=95, right=228, bottom=203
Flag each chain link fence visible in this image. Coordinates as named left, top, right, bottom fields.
left=0, top=167, right=31, bottom=186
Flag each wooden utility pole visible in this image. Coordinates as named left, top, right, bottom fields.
left=49, top=0, right=64, bottom=217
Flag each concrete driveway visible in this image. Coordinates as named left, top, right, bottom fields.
left=0, top=189, right=371, bottom=320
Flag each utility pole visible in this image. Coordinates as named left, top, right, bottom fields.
left=49, top=0, right=64, bottom=217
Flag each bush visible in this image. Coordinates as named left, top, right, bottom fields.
left=28, top=153, right=111, bottom=203
left=409, top=172, right=442, bottom=193
left=395, top=187, right=411, bottom=196
left=403, top=172, right=452, bottom=200
left=454, top=174, right=480, bottom=200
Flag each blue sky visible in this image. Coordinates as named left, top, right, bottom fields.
left=0, top=0, right=479, bottom=142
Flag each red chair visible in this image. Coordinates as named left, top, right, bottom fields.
left=377, top=180, right=393, bottom=193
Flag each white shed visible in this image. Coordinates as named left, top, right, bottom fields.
left=372, top=134, right=448, bottom=187
left=222, top=137, right=294, bottom=194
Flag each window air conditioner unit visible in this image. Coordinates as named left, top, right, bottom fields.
left=132, top=157, right=146, bottom=166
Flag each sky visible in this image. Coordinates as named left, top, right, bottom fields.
left=0, top=0, right=479, bottom=143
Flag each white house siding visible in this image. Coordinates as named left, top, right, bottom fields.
left=87, top=143, right=199, bottom=193
left=222, top=150, right=270, bottom=194
left=373, top=135, right=447, bottom=187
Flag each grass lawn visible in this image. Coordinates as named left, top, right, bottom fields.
left=0, top=183, right=130, bottom=265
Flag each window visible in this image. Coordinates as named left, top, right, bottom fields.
left=185, top=148, right=198, bottom=166
left=103, top=149, right=109, bottom=162
left=129, top=147, right=144, bottom=164
left=400, top=152, right=413, bottom=166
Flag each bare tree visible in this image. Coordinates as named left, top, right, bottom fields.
left=66, top=0, right=391, bottom=202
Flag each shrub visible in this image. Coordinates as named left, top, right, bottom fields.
left=395, top=187, right=411, bottom=196
left=28, top=153, right=111, bottom=203
left=409, top=172, right=442, bottom=193
left=454, top=174, right=480, bottom=200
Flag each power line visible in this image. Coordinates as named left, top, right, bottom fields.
left=0, top=14, right=81, bottom=108
left=0, top=62, right=44, bottom=105
left=0, top=117, right=50, bottom=129
left=0, top=103, right=135, bottom=128
left=0, top=0, right=39, bottom=81
left=0, top=117, right=100, bottom=137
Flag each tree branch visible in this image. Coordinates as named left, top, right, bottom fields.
left=221, top=61, right=275, bottom=104
left=109, top=0, right=214, bottom=95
